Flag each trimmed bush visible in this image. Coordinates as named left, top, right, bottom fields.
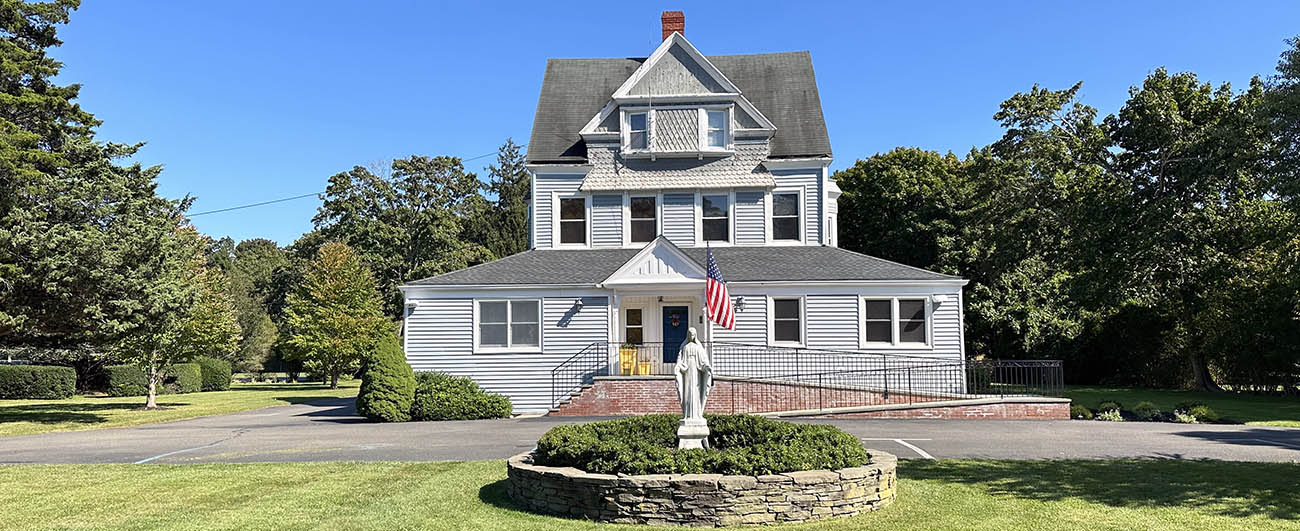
left=1097, top=400, right=1123, bottom=413
left=1174, top=400, right=1207, bottom=413
left=1173, top=410, right=1199, bottom=423
left=194, top=356, right=233, bottom=391
left=106, top=363, right=203, bottom=397
left=1095, top=409, right=1125, bottom=422
left=356, top=335, right=416, bottom=423
left=410, top=372, right=512, bottom=421
left=1132, top=401, right=1161, bottom=421
left=534, top=414, right=870, bottom=476
left=1070, top=404, right=1093, bottom=420
left=0, top=365, right=76, bottom=399
left=1188, top=405, right=1221, bottom=423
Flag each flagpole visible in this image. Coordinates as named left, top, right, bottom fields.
left=704, top=243, right=714, bottom=354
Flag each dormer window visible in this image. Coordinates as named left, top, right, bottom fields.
left=627, top=112, right=649, bottom=150
left=705, top=109, right=728, bottom=149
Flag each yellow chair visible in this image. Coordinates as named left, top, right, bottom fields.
left=618, top=346, right=638, bottom=376
left=637, top=361, right=652, bottom=376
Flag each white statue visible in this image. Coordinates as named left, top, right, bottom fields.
left=674, top=327, right=712, bottom=449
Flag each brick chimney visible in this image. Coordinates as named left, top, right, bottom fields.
left=661, top=11, right=684, bottom=41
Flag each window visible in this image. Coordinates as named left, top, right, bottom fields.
left=625, top=309, right=644, bottom=344
left=705, top=109, right=728, bottom=148
left=772, top=192, right=800, bottom=241
left=863, top=300, right=892, bottom=343
left=559, top=197, right=586, bottom=245
left=628, top=112, right=648, bottom=150
left=861, top=298, right=929, bottom=347
left=898, top=299, right=927, bottom=344
left=630, top=196, right=657, bottom=243
left=701, top=194, right=729, bottom=242
left=772, top=298, right=802, bottom=344
left=478, top=300, right=540, bottom=350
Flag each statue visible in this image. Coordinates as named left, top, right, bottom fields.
left=674, top=327, right=712, bottom=449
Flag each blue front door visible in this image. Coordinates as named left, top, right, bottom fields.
left=662, top=306, right=689, bottom=363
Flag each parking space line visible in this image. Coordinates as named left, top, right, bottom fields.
left=891, top=439, right=935, bottom=459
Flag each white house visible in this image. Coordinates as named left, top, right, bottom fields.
left=400, top=13, right=970, bottom=414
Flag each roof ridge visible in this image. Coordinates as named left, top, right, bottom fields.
left=826, top=246, right=962, bottom=279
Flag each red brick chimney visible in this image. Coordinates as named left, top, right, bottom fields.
left=661, top=11, right=684, bottom=41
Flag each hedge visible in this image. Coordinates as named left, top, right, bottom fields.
left=106, top=363, right=203, bottom=396
left=356, top=336, right=415, bottom=422
left=194, top=356, right=232, bottom=392
left=533, top=414, right=870, bottom=476
left=0, top=365, right=77, bottom=399
left=410, top=372, right=512, bottom=421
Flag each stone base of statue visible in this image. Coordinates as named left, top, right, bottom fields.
left=677, top=417, right=710, bottom=449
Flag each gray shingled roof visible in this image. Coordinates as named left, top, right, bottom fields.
left=526, top=51, right=831, bottom=164
left=405, top=247, right=959, bottom=286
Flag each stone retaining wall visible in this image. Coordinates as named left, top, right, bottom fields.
left=505, top=450, right=897, bottom=527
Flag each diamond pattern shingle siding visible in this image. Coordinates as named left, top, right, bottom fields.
left=651, top=108, right=700, bottom=153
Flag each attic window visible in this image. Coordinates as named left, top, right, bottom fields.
left=705, top=110, right=728, bottom=148
left=628, top=112, right=649, bottom=150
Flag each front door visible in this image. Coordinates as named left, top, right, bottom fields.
left=662, top=305, right=689, bottom=363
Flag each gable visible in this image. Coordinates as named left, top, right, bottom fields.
left=602, top=237, right=705, bottom=286
left=628, top=44, right=729, bottom=96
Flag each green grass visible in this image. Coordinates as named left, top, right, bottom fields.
left=1065, top=386, right=1300, bottom=427
left=0, top=381, right=359, bottom=437
left=0, top=459, right=1295, bottom=530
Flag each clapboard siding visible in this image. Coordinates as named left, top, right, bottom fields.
left=805, top=294, right=859, bottom=350
left=533, top=173, right=584, bottom=249
left=662, top=192, right=695, bottom=246
left=404, top=295, right=609, bottom=413
left=772, top=170, right=821, bottom=244
left=591, top=194, right=623, bottom=247
left=734, top=191, right=765, bottom=245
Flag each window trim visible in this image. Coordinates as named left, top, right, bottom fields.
left=624, top=193, right=660, bottom=245
left=622, top=110, right=652, bottom=153
left=552, top=193, right=590, bottom=248
left=699, top=106, right=733, bottom=152
left=858, top=296, right=933, bottom=350
left=767, top=295, right=806, bottom=347
left=473, top=298, right=543, bottom=354
left=623, top=307, right=645, bottom=345
left=769, top=188, right=804, bottom=242
left=695, top=190, right=735, bottom=245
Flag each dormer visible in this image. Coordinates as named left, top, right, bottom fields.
left=579, top=32, right=776, bottom=161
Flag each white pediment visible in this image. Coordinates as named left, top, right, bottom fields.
left=602, top=237, right=706, bottom=287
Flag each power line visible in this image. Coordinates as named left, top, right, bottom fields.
left=188, top=145, right=524, bottom=217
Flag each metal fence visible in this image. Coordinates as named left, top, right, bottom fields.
left=550, top=340, right=1064, bottom=413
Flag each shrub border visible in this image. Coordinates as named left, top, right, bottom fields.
left=506, top=450, right=897, bottom=527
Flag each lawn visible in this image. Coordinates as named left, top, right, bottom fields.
left=0, top=381, right=359, bottom=437
left=1065, top=386, right=1300, bottom=427
left=1, top=459, right=1295, bottom=530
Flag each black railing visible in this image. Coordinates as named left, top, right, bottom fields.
left=550, top=342, right=609, bottom=407
left=551, top=340, right=1064, bottom=413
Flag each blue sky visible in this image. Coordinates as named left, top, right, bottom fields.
left=53, top=1, right=1300, bottom=245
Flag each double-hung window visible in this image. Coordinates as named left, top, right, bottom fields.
left=701, top=194, right=730, bottom=242
left=629, top=196, right=657, bottom=243
left=705, top=109, right=728, bottom=149
left=627, top=112, right=649, bottom=150
left=772, top=192, right=800, bottom=241
left=862, top=298, right=929, bottom=347
left=771, top=297, right=803, bottom=345
left=478, top=300, right=540, bottom=351
left=559, top=197, right=587, bottom=245
left=624, top=309, right=644, bottom=344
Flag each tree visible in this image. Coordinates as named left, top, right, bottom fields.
left=284, top=241, right=389, bottom=388
left=466, top=139, right=531, bottom=259
left=355, top=333, right=415, bottom=422
left=206, top=238, right=289, bottom=372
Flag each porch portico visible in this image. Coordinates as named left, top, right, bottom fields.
left=602, top=236, right=712, bottom=374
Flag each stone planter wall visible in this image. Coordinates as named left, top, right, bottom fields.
left=505, top=450, right=897, bottom=527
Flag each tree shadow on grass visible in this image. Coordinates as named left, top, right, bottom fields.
left=0, top=400, right=186, bottom=426
left=900, top=459, right=1300, bottom=520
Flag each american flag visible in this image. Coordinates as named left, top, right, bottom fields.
left=705, top=247, right=735, bottom=330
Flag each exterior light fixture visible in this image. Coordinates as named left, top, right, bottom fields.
left=931, top=294, right=950, bottom=304
left=735, top=296, right=746, bottom=312
left=575, top=298, right=584, bottom=309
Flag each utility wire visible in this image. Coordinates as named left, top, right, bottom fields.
left=188, top=145, right=524, bottom=217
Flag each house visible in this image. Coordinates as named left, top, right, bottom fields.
left=399, top=12, right=978, bottom=415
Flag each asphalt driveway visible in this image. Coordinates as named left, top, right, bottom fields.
left=2, top=397, right=1298, bottom=464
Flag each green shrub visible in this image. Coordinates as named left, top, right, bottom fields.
left=410, top=372, right=512, bottom=421
left=355, top=335, right=415, bottom=423
left=0, top=365, right=76, bottom=399
left=1070, top=404, right=1093, bottom=420
left=1188, top=405, right=1221, bottom=423
left=534, top=414, right=870, bottom=476
left=1173, top=410, right=1198, bottom=423
left=1095, top=409, right=1125, bottom=422
left=105, top=363, right=203, bottom=396
left=194, top=356, right=232, bottom=392
left=1096, top=400, right=1123, bottom=413
left=1132, top=401, right=1161, bottom=421
left=1174, top=400, right=1207, bottom=412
